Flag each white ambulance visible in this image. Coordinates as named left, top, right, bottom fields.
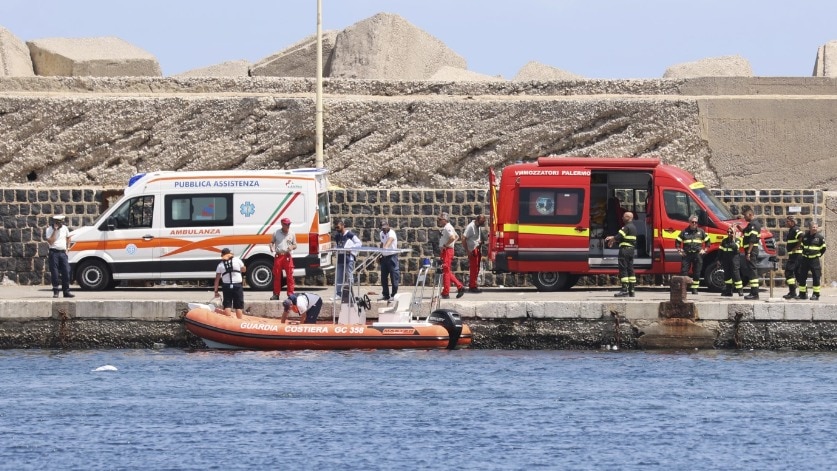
left=67, top=169, right=333, bottom=290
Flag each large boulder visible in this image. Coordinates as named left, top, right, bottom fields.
left=428, top=66, right=504, bottom=82
left=175, top=60, right=251, bottom=78
left=27, top=37, right=161, bottom=77
left=0, top=27, right=34, bottom=76
left=329, top=13, right=466, bottom=80
left=250, top=31, right=337, bottom=77
left=663, top=55, right=753, bottom=78
left=813, top=41, right=837, bottom=76
left=513, top=61, right=583, bottom=81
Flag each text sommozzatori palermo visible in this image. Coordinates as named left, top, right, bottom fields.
left=173, top=180, right=261, bottom=188
left=513, top=170, right=591, bottom=176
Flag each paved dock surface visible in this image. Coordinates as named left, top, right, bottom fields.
left=3, top=283, right=834, bottom=304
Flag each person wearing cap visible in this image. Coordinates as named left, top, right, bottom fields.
left=437, top=212, right=465, bottom=299
left=213, top=248, right=247, bottom=318
left=675, top=215, right=711, bottom=295
left=378, top=219, right=400, bottom=302
left=45, top=215, right=74, bottom=298
left=782, top=215, right=803, bottom=300
left=281, top=293, right=322, bottom=324
left=270, top=217, right=297, bottom=301
left=334, top=219, right=362, bottom=300
left=462, top=214, right=487, bottom=293
left=719, top=223, right=744, bottom=297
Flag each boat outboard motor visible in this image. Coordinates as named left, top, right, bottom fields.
left=427, top=309, right=463, bottom=350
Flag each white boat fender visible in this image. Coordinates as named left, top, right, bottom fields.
left=187, top=302, right=215, bottom=311
left=427, top=309, right=464, bottom=350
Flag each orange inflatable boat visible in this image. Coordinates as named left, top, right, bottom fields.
left=185, top=247, right=473, bottom=351
left=184, top=306, right=472, bottom=351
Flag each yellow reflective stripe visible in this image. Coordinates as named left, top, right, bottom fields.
left=502, top=223, right=589, bottom=237
left=689, top=182, right=706, bottom=189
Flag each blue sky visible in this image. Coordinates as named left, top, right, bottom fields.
left=2, top=0, right=835, bottom=78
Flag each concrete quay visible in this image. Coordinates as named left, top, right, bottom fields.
left=1, top=284, right=836, bottom=350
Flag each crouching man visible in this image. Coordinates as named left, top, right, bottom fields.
left=281, top=293, right=323, bottom=324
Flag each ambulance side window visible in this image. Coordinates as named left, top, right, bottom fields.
left=519, top=188, right=584, bottom=225
left=663, top=190, right=700, bottom=223
left=165, top=194, right=233, bottom=227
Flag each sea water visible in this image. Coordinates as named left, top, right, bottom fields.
left=1, top=349, right=835, bottom=471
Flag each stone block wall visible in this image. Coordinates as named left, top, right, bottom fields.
left=0, top=187, right=104, bottom=284
left=0, top=187, right=827, bottom=288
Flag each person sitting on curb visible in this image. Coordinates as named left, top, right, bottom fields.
left=281, top=293, right=323, bottom=324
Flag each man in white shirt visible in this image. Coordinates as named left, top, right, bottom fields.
left=282, top=293, right=323, bottom=324
left=213, top=248, right=247, bottom=318
left=462, top=214, right=486, bottom=293
left=437, top=212, right=465, bottom=299
left=45, top=215, right=74, bottom=298
left=378, top=219, right=400, bottom=301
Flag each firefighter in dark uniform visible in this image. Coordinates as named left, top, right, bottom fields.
left=719, top=224, right=743, bottom=297
left=796, top=221, right=826, bottom=300
left=782, top=215, right=803, bottom=300
left=605, top=211, right=637, bottom=297
left=675, top=215, right=711, bottom=295
left=740, top=208, right=762, bottom=300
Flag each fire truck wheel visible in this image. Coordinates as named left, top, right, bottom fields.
left=531, top=272, right=570, bottom=292
left=703, top=263, right=726, bottom=292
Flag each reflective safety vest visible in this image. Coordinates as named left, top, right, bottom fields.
left=676, top=226, right=710, bottom=253
left=786, top=226, right=803, bottom=255
left=801, top=232, right=826, bottom=259
left=719, top=234, right=740, bottom=253
left=616, top=222, right=637, bottom=247
left=741, top=220, right=761, bottom=250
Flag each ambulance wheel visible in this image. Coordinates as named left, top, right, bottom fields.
left=531, top=272, right=571, bottom=292
left=76, top=259, right=112, bottom=291
left=246, top=258, right=274, bottom=291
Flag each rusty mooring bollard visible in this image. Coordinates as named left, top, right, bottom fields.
left=638, top=275, right=714, bottom=349
left=669, top=275, right=692, bottom=303
left=660, top=276, right=696, bottom=320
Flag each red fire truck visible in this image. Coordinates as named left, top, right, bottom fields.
left=488, top=157, right=776, bottom=291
